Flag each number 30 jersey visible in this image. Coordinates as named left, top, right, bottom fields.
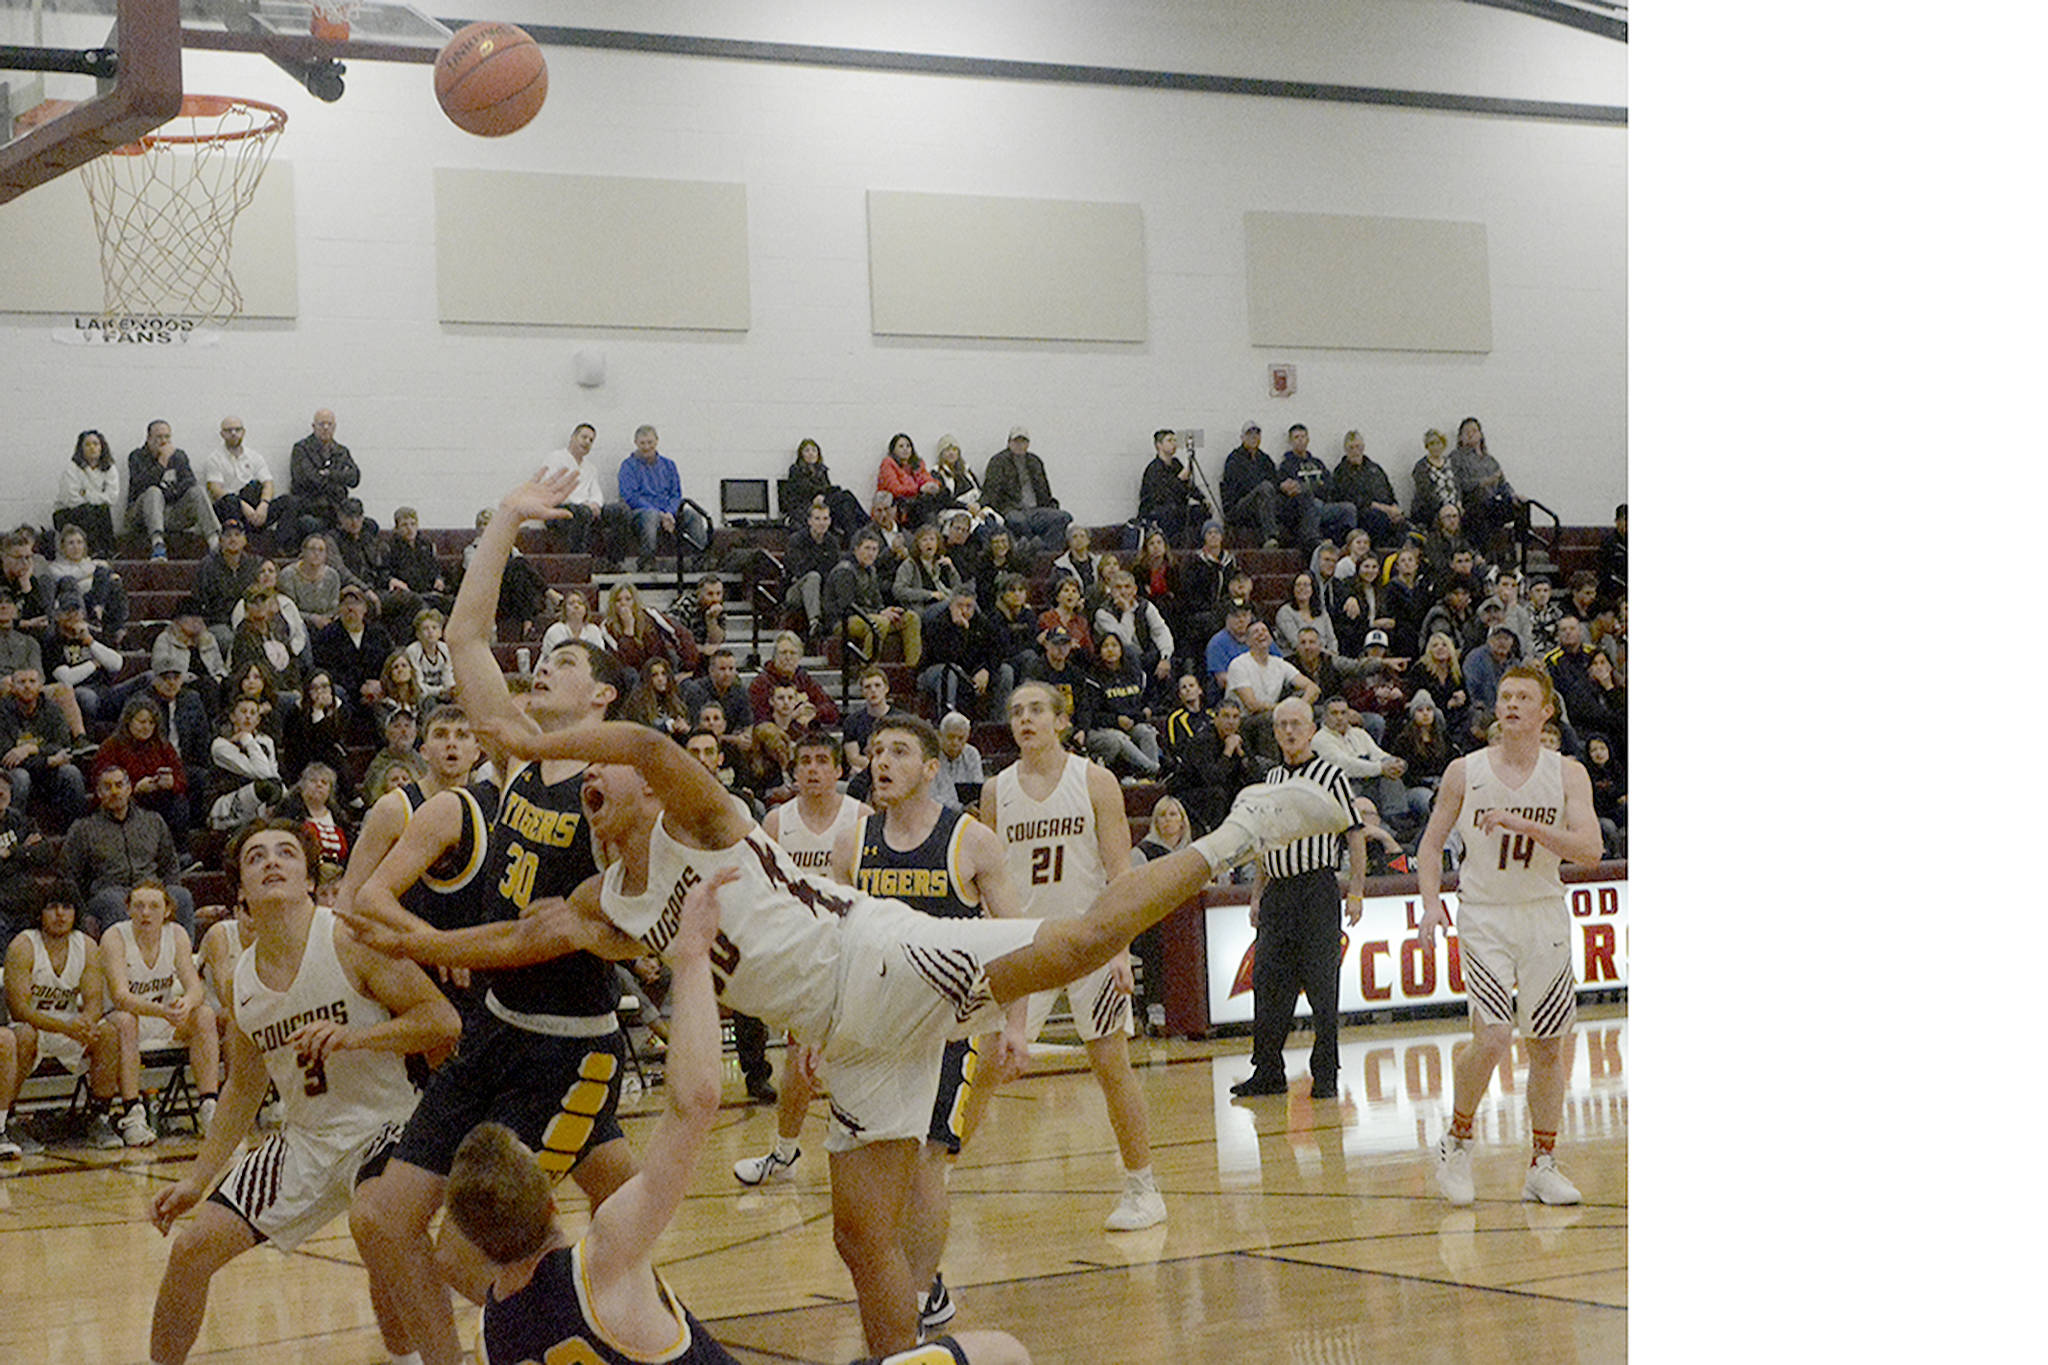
left=992, top=753, right=1108, bottom=923
left=234, top=905, right=419, bottom=1152
left=1457, top=748, right=1567, bottom=907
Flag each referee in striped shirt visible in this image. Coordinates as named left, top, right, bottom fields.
left=1229, top=695, right=1367, bottom=1100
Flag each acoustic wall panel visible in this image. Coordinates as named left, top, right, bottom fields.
left=1245, top=211, right=1491, bottom=353
left=0, top=160, right=299, bottom=318
left=435, top=169, right=749, bottom=330
left=867, top=189, right=1145, bottom=343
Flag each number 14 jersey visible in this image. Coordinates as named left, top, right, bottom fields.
left=1458, top=748, right=1566, bottom=907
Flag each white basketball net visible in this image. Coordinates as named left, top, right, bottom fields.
left=77, top=96, right=286, bottom=325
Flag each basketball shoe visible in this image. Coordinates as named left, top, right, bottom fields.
left=1521, top=1154, right=1581, bottom=1206
left=919, top=1272, right=957, bottom=1331
left=733, top=1144, right=800, bottom=1186
left=1105, top=1172, right=1167, bottom=1231
left=1197, top=779, right=1351, bottom=871
left=1434, top=1133, right=1475, bottom=1207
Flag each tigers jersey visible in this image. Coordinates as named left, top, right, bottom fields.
left=479, top=1240, right=736, bottom=1365
left=992, top=753, right=1108, bottom=921
left=483, top=760, right=610, bottom=1023
left=235, top=905, right=419, bottom=1151
left=768, top=794, right=862, bottom=876
left=600, top=803, right=854, bottom=1049
left=396, top=780, right=495, bottom=932
left=851, top=807, right=979, bottom=919
left=1457, top=748, right=1567, bottom=907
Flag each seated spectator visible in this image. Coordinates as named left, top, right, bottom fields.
left=622, top=656, right=692, bottom=739
left=985, top=571, right=1039, bottom=681
left=972, top=528, right=1027, bottom=614
left=921, top=585, right=1007, bottom=724
left=227, top=586, right=304, bottom=715
left=1278, top=423, right=1358, bottom=544
left=1353, top=630, right=1414, bottom=737
left=1463, top=620, right=1525, bottom=720
left=1329, top=430, right=1406, bottom=547
left=207, top=696, right=282, bottom=831
left=4, top=891, right=154, bottom=1149
left=276, top=762, right=352, bottom=870
left=1416, top=501, right=1481, bottom=587
left=1593, top=597, right=1627, bottom=676
left=538, top=423, right=619, bottom=559
left=148, top=598, right=228, bottom=716
left=840, top=665, right=893, bottom=774
left=201, top=414, right=275, bottom=540
left=617, top=424, right=711, bottom=572
left=404, top=607, right=456, bottom=710
left=877, top=432, right=946, bottom=528
left=937, top=507, right=987, bottom=595
left=1, top=665, right=88, bottom=822
left=682, top=722, right=743, bottom=804
left=682, top=648, right=754, bottom=733
left=93, top=696, right=190, bottom=840
left=1334, top=526, right=1385, bottom=585
left=1487, top=569, right=1537, bottom=660
left=127, top=420, right=220, bottom=559
left=0, top=777, right=54, bottom=941
left=360, top=706, right=427, bottom=805
left=1160, top=671, right=1214, bottom=785
left=142, top=669, right=212, bottom=807
left=1409, top=631, right=1469, bottom=736
left=1330, top=536, right=1386, bottom=657
left=539, top=589, right=613, bottom=656
left=280, top=408, right=361, bottom=552
left=48, top=524, right=127, bottom=646
left=1386, top=689, right=1454, bottom=791
left=0, top=593, right=40, bottom=680
left=1418, top=575, right=1479, bottom=656
left=893, top=521, right=962, bottom=615
left=310, top=583, right=394, bottom=737
left=935, top=711, right=984, bottom=809
left=1570, top=647, right=1627, bottom=749
left=1525, top=573, right=1563, bottom=656
left=784, top=437, right=867, bottom=539
left=930, top=437, right=1001, bottom=538
left=1036, top=575, right=1094, bottom=662
left=1584, top=732, right=1627, bottom=858
left=41, top=583, right=125, bottom=725
left=826, top=530, right=921, bottom=666
left=1220, top=421, right=1325, bottom=555
left=223, top=660, right=286, bottom=745
left=1049, top=524, right=1111, bottom=607
left=55, top=428, right=121, bottom=555
left=386, top=504, right=452, bottom=619
left=193, top=518, right=261, bottom=652
left=1128, top=527, right=1184, bottom=644
left=0, top=526, right=57, bottom=631
left=1287, top=626, right=1370, bottom=717
left=1312, top=695, right=1432, bottom=838
left=281, top=669, right=350, bottom=794
left=1094, top=571, right=1176, bottom=704
left=1408, top=427, right=1460, bottom=529
left=1381, top=541, right=1434, bottom=655
left=233, top=559, right=311, bottom=661
left=1137, top=429, right=1211, bottom=547
left=1224, top=620, right=1318, bottom=761
left=1082, top=631, right=1160, bottom=779
left=98, top=880, right=219, bottom=1129
left=1449, top=417, right=1525, bottom=562
left=328, top=498, right=388, bottom=604
left=1274, top=571, right=1337, bottom=658
left=1205, top=601, right=1255, bottom=696
left=277, top=533, right=351, bottom=633
left=1017, top=628, right=1092, bottom=748
left=749, top=630, right=841, bottom=729
left=762, top=682, right=817, bottom=746
left=377, top=649, right=429, bottom=731
left=63, top=762, right=194, bottom=934
left=782, top=499, right=844, bottom=642
left=1544, top=615, right=1602, bottom=730
left=734, top=723, right=796, bottom=812
left=983, top=426, right=1073, bottom=556
left=1181, top=520, right=1240, bottom=659
left=1565, top=570, right=1602, bottom=632
left=1166, top=695, right=1259, bottom=834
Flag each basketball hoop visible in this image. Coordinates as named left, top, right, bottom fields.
left=309, top=1, right=366, bottom=43
left=77, top=94, right=287, bottom=326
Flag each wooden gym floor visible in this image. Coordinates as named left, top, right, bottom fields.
left=0, top=1006, right=1627, bottom=1364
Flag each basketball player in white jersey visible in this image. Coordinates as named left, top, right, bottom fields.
left=199, top=901, right=254, bottom=1025
left=145, top=819, right=461, bottom=1365
left=733, top=732, right=870, bottom=1186
left=1417, top=664, right=1603, bottom=1207
left=100, top=880, right=221, bottom=1134
left=976, top=680, right=1166, bottom=1232
left=4, top=889, right=149, bottom=1148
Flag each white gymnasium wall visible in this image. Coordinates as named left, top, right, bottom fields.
left=0, top=0, right=1625, bottom=530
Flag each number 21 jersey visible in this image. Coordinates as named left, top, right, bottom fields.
left=992, top=753, right=1107, bottom=922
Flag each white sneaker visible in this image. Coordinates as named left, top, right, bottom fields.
left=1104, top=1181, right=1167, bottom=1231
left=1216, top=779, right=1352, bottom=867
left=1521, top=1154, right=1581, bottom=1206
left=85, top=1114, right=122, bottom=1150
left=733, top=1145, right=800, bottom=1186
left=0, top=1130, right=20, bottom=1160
left=1434, top=1133, right=1475, bottom=1207
left=197, top=1097, right=218, bottom=1137
left=119, top=1105, right=158, bottom=1148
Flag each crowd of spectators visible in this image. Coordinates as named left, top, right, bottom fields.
left=0, top=408, right=1624, bottom=1152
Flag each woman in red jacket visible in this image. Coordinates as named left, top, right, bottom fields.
left=876, top=432, right=945, bottom=528
left=93, top=696, right=190, bottom=839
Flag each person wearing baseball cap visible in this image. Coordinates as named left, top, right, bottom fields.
left=1463, top=617, right=1525, bottom=719
left=983, top=425, right=1072, bottom=557
left=1219, top=421, right=1294, bottom=551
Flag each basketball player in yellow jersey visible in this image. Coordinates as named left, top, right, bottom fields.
left=977, top=681, right=1166, bottom=1232
left=1418, top=664, right=1603, bottom=1207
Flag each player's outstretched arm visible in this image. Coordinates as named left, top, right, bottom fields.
left=1416, top=758, right=1467, bottom=941
left=447, top=469, right=580, bottom=734
left=482, top=716, right=752, bottom=851
left=149, top=1026, right=267, bottom=1235
left=582, top=869, right=736, bottom=1292
left=334, top=786, right=417, bottom=919
left=345, top=875, right=640, bottom=972
left=302, top=929, right=463, bottom=1062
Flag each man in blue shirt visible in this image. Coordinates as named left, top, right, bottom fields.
left=616, top=424, right=710, bottom=571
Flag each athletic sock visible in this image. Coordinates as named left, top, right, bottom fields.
left=389, top=1352, right=424, bottom=1365
left=1531, top=1129, right=1557, bottom=1163
left=1191, top=821, right=1255, bottom=874
left=1124, top=1164, right=1157, bottom=1190
left=1449, top=1109, right=1475, bottom=1143
left=773, top=1135, right=800, bottom=1162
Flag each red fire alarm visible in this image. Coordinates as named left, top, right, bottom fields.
left=1269, top=364, right=1296, bottom=398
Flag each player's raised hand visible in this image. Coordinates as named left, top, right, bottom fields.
left=497, top=467, right=582, bottom=524
left=665, top=866, right=740, bottom=965
left=471, top=709, right=549, bottom=760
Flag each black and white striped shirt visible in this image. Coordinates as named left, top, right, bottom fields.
left=1260, top=756, right=1363, bottom=879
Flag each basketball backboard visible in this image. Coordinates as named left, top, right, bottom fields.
left=1, top=0, right=181, bottom=205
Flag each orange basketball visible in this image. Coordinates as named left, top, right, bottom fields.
left=435, top=21, right=547, bottom=137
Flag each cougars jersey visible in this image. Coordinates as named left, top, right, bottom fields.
left=479, top=1240, right=736, bottom=1365
left=482, top=760, right=610, bottom=1024
left=235, top=906, right=419, bottom=1150
left=768, top=794, right=862, bottom=876
left=992, top=754, right=1108, bottom=921
left=105, top=919, right=183, bottom=1008
left=851, top=807, right=979, bottom=920
left=1457, top=748, right=1567, bottom=907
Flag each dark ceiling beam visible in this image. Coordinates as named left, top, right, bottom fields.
left=1464, top=0, right=1628, bottom=44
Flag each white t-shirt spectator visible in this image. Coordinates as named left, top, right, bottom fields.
left=1225, top=651, right=1302, bottom=710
